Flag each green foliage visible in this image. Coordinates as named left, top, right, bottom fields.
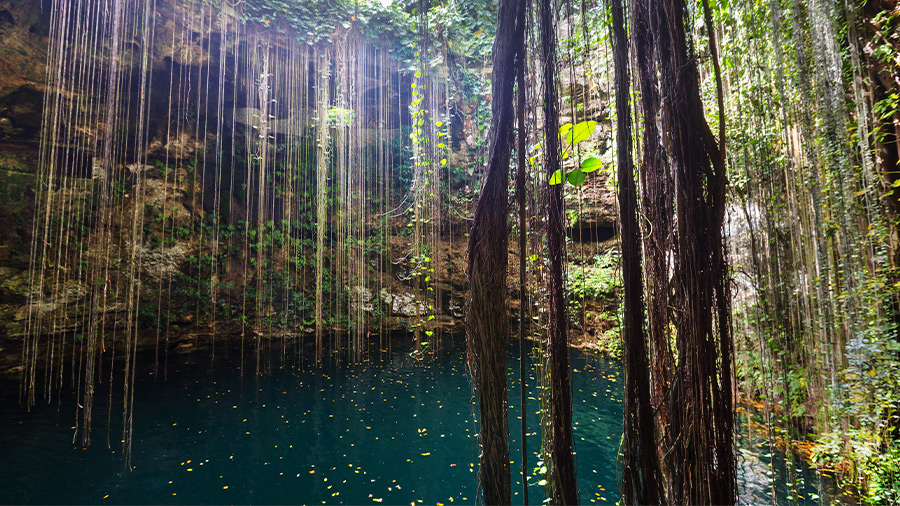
left=241, top=0, right=389, bottom=46
left=560, top=121, right=597, bottom=148
left=811, top=430, right=900, bottom=504
left=711, top=0, right=900, bottom=500
left=239, top=0, right=496, bottom=64
left=423, top=0, right=496, bottom=60
left=328, top=107, right=355, bottom=126
left=565, top=250, right=623, bottom=358
left=546, top=121, right=601, bottom=187
left=865, top=441, right=900, bottom=504
left=567, top=169, right=586, bottom=187
left=567, top=250, right=622, bottom=301
left=580, top=157, right=602, bottom=173
left=593, top=310, right=623, bottom=359
left=394, top=125, right=416, bottom=194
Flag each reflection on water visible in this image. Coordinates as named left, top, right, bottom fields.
left=736, top=409, right=847, bottom=505
left=0, top=336, right=836, bottom=504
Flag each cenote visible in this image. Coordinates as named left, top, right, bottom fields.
left=1, top=337, right=836, bottom=505
left=1, top=0, right=896, bottom=503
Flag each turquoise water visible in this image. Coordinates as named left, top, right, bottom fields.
left=0, top=337, right=834, bottom=504
left=0, top=339, right=621, bottom=505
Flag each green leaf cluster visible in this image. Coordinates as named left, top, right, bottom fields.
left=546, top=121, right=600, bottom=187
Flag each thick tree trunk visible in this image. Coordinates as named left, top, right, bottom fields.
left=655, top=0, right=736, bottom=503
left=858, top=1, right=900, bottom=279
left=537, top=0, right=578, bottom=503
left=611, top=0, right=661, bottom=503
left=465, top=0, right=525, bottom=503
left=630, top=2, right=676, bottom=489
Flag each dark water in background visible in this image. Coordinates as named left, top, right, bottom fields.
left=0, top=337, right=839, bottom=505
left=735, top=411, right=850, bottom=505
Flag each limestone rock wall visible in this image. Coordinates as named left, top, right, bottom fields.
left=0, top=0, right=619, bottom=363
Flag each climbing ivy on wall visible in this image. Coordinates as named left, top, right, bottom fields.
left=239, top=0, right=497, bottom=63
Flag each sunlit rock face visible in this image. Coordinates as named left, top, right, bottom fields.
left=0, top=1, right=46, bottom=348
left=0, top=0, right=619, bottom=369
left=0, top=2, right=47, bottom=97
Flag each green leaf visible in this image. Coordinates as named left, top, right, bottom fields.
left=549, top=169, right=565, bottom=185
left=568, top=169, right=586, bottom=186
left=581, top=157, right=602, bottom=173
left=558, top=123, right=573, bottom=139
left=564, top=120, right=597, bottom=146
left=538, top=479, right=548, bottom=486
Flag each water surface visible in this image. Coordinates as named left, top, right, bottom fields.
left=0, top=337, right=835, bottom=504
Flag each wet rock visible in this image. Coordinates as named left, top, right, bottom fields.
left=0, top=266, right=30, bottom=304
left=3, top=276, right=90, bottom=337
left=449, top=298, right=464, bottom=318
left=379, top=288, right=426, bottom=317
left=0, top=10, right=15, bottom=29
left=0, top=85, right=42, bottom=140
left=349, top=285, right=375, bottom=313
left=145, top=132, right=206, bottom=160
left=0, top=148, right=37, bottom=271
left=154, top=20, right=210, bottom=67
left=127, top=163, right=154, bottom=175
left=0, top=0, right=48, bottom=97
left=136, top=244, right=188, bottom=282
left=567, top=171, right=617, bottom=245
